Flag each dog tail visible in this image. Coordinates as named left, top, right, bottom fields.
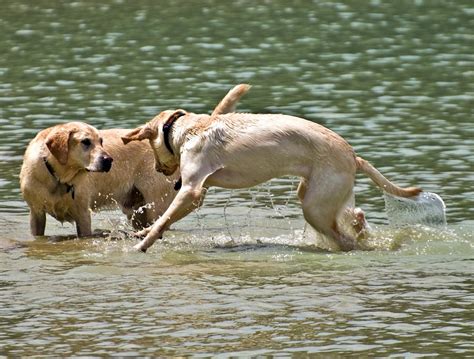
left=356, top=156, right=422, bottom=198
left=211, top=84, right=251, bottom=117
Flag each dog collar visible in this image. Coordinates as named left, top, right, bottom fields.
left=162, top=110, right=186, bottom=155
left=43, top=158, right=75, bottom=199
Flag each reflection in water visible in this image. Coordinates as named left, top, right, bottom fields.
left=0, top=0, right=473, bottom=356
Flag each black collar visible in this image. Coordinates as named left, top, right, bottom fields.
left=43, top=158, right=75, bottom=199
left=162, top=111, right=186, bottom=155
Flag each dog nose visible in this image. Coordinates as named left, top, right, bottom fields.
left=101, top=155, right=113, bottom=172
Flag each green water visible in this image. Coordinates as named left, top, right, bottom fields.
left=0, top=1, right=473, bottom=356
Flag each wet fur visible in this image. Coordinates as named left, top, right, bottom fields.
left=20, top=123, right=177, bottom=237
left=122, top=85, right=422, bottom=252
left=20, top=85, right=250, bottom=237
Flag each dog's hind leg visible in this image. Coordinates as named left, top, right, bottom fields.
left=123, top=186, right=148, bottom=229
left=300, top=173, right=357, bottom=251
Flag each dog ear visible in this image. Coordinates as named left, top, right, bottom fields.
left=46, top=128, right=72, bottom=165
left=121, top=126, right=155, bottom=145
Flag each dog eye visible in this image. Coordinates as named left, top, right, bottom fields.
left=99, top=138, right=103, bottom=146
left=81, top=138, right=92, bottom=148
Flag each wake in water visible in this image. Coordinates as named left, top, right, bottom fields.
left=21, top=186, right=466, bottom=255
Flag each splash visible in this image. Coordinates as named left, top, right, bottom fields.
left=384, top=191, right=447, bottom=227
left=84, top=183, right=458, bottom=254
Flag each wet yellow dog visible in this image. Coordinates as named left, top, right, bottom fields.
left=123, top=85, right=421, bottom=252
left=19, top=85, right=247, bottom=237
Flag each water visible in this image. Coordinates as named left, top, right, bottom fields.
left=384, top=191, right=447, bottom=227
left=1, top=0, right=473, bottom=356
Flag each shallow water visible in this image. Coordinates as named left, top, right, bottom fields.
left=1, top=1, right=473, bottom=356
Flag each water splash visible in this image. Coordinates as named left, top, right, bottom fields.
left=384, top=191, right=447, bottom=227
left=79, top=184, right=460, bottom=255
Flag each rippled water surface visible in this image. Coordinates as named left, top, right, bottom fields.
left=1, top=1, right=473, bottom=356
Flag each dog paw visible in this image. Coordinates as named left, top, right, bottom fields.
left=338, top=236, right=358, bottom=252
left=133, top=242, right=147, bottom=253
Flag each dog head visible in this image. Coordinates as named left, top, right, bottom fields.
left=45, top=122, right=113, bottom=172
left=122, top=109, right=187, bottom=176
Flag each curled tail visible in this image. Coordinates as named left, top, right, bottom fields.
left=211, top=84, right=251, bottom=117
left=356, top=156, right=422, bottom=198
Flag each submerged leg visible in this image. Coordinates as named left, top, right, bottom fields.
left=300, top=173, right=357, bottom=251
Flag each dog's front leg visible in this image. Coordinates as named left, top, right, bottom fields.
left=30, top=209, right=46, bottom=236
left=72, top=199, right=93, bottom=237
left=75, top=212, right=92, bottom=237
left=134, top=185, right=205, bottom=252
left=133, top=225, right=152, bottom=238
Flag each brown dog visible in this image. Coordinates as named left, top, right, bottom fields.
left=122, top=85, right=421, bottom=252
left=20, top=85, right=250, bottom=237
left=19, top=122, right=178, bottom=237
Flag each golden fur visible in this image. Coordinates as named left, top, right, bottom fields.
left=122, top=84, right=421, bottom=252
left=20, top=122, right=177, bottom=237
left=20, top=84, right=250, bottom=237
